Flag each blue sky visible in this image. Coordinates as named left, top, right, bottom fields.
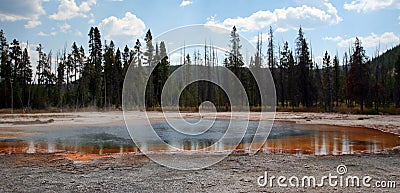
left=0, top=0, right=399, bottom=67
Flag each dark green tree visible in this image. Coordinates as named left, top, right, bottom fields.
left=88, top=27, right=103, bottom=107
left=103, top=40, right=115, bottom=108
left=71, top=42, right=81, bottom=83
left=295, top=27, right=313, bottom=107
left=9, top=39, right=22, bottom=108
left=0, top=30, right=11, bottom=108
left=279, top=41, right=290, bottom=107
left=144, top=30, right=154, bottom=66
left=347, top=38, right=370, bottom=112
left=322, top=51, right=333, bottom=111
left=343, top=52, right=349, bottom=105
left=114, top=48, right=123, bottom=108
left=134, top=39, right=142, bottom=67
left=267, top=26, right=276, bottom=83
left=76, top=45, right=87, bottom=107
left=144, top=30, right=155, bottom=107
left=287, top=50, right=296, bottom=108
left=56, top=52, right=65, bottom=108
left=153, top=41, right=169, bottom=106
left=122, top=45, right=130, bottom=78
left=332, top=54, right=340, bottom=107
left=21, top=48, right=32, bottom=109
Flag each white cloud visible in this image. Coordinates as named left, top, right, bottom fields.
left=180, top=0, right=193, bottom=7
left=0, top=0, right=45, bottom=28
left=60, top=23, right=71, bottom=33
left=323, top=36, right=342, bottom=41
left=204, top=16, right=231, bottom=34
left=344, top=0, right=400, bottom=12
left=98, top=12, right=146, bottom=42
left=169, top=52, right=183, bottom=65
left=88, top=13, right=95, bottom=24
left=324, top=32, right=400, bottom=48
left=207, top=1, right=342, bottom=32
left=25, top=20, right=42, bottom=28
left=221, top=10, right=276, bottom=32
left=0, top=14, right=25, bottom=22
left=276, top=27, right=289, bottom=33
left=49, top=0, right=96, bottom=20
left=38, top=31, right=56, bottom=37
left=88, top=18, right=95, bottom=24
left=38, top=31, right=49, bottom=37
left=75, top=30, right=83, bottom=37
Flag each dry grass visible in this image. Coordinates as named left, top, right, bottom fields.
left=2, top=103, right=400, bottom=115
left=0, top=107, right=119, bottom=114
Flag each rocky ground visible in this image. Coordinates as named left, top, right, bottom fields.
left=0, top=152, right=399, bottom=192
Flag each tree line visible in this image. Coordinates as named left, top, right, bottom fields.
left=0, top=27, right=169, bottom=111
left=0, top=26, right=400, bottom=113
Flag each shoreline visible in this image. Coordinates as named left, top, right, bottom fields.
left=1, top=111, right=399, bottom=136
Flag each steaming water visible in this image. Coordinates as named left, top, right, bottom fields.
left=1, top=120, right=399, bottom=155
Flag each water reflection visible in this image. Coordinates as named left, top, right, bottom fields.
left=261, top=124, right=398, bottom=155
left=0, top=121, right=399, bottom=156
left=27, top=141, right=35, bottom=154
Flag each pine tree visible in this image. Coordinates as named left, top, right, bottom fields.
left=56, top=52, right=65, bottom=108
left=247, top=34, right=263, bottom=107
left=255, top=33, right=262, bottom=68
left=153, top=41, right=169, bottom=106
left=103, top=40, right=115, bottom=108
left=81, top=47, right=93, bottom=107
left=9, top=39, right=22, bottom=108
left=144, top=30, right=154, bottom=66
left=279, top=41, right=290, bottom=107
left=22, top=48, right=32, bottom=109
left=267, top=26, right=276, bottom=82
left=66, top=53, right=74, bottom=106
left=295, top=27, right=312, bottom=107
left=77, top=45, right=86, bottom=107
left=79, top=45, right=85, bottom=79
left=322, top=51, right=332, bottom=111
left=343, top=51, right=349, bottom=105
left=144, top=30, right=155, bottom=107
left=66, top=50, right=73, bottom=94
left=314, top=63, right=323, bottom=108
left=71, top=42, right=80, bottom=83
left=36, top=44, right=46, bottom=85
left=347, top=38, right=369, bottom=112
left=332, top=55, right=340, bottom=107
left=122, top=45, right=131, bottom=82
left=0, top=30, right=11, bottom=108
left=226, top=26, right=244, bottom=76
left=88, top=27, right=103, bottom=107
left=287, top=50, right=295, bottom=108
left=114, top=48, right=123, bottom=108
left=134, top=39, right=142, bottom=67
